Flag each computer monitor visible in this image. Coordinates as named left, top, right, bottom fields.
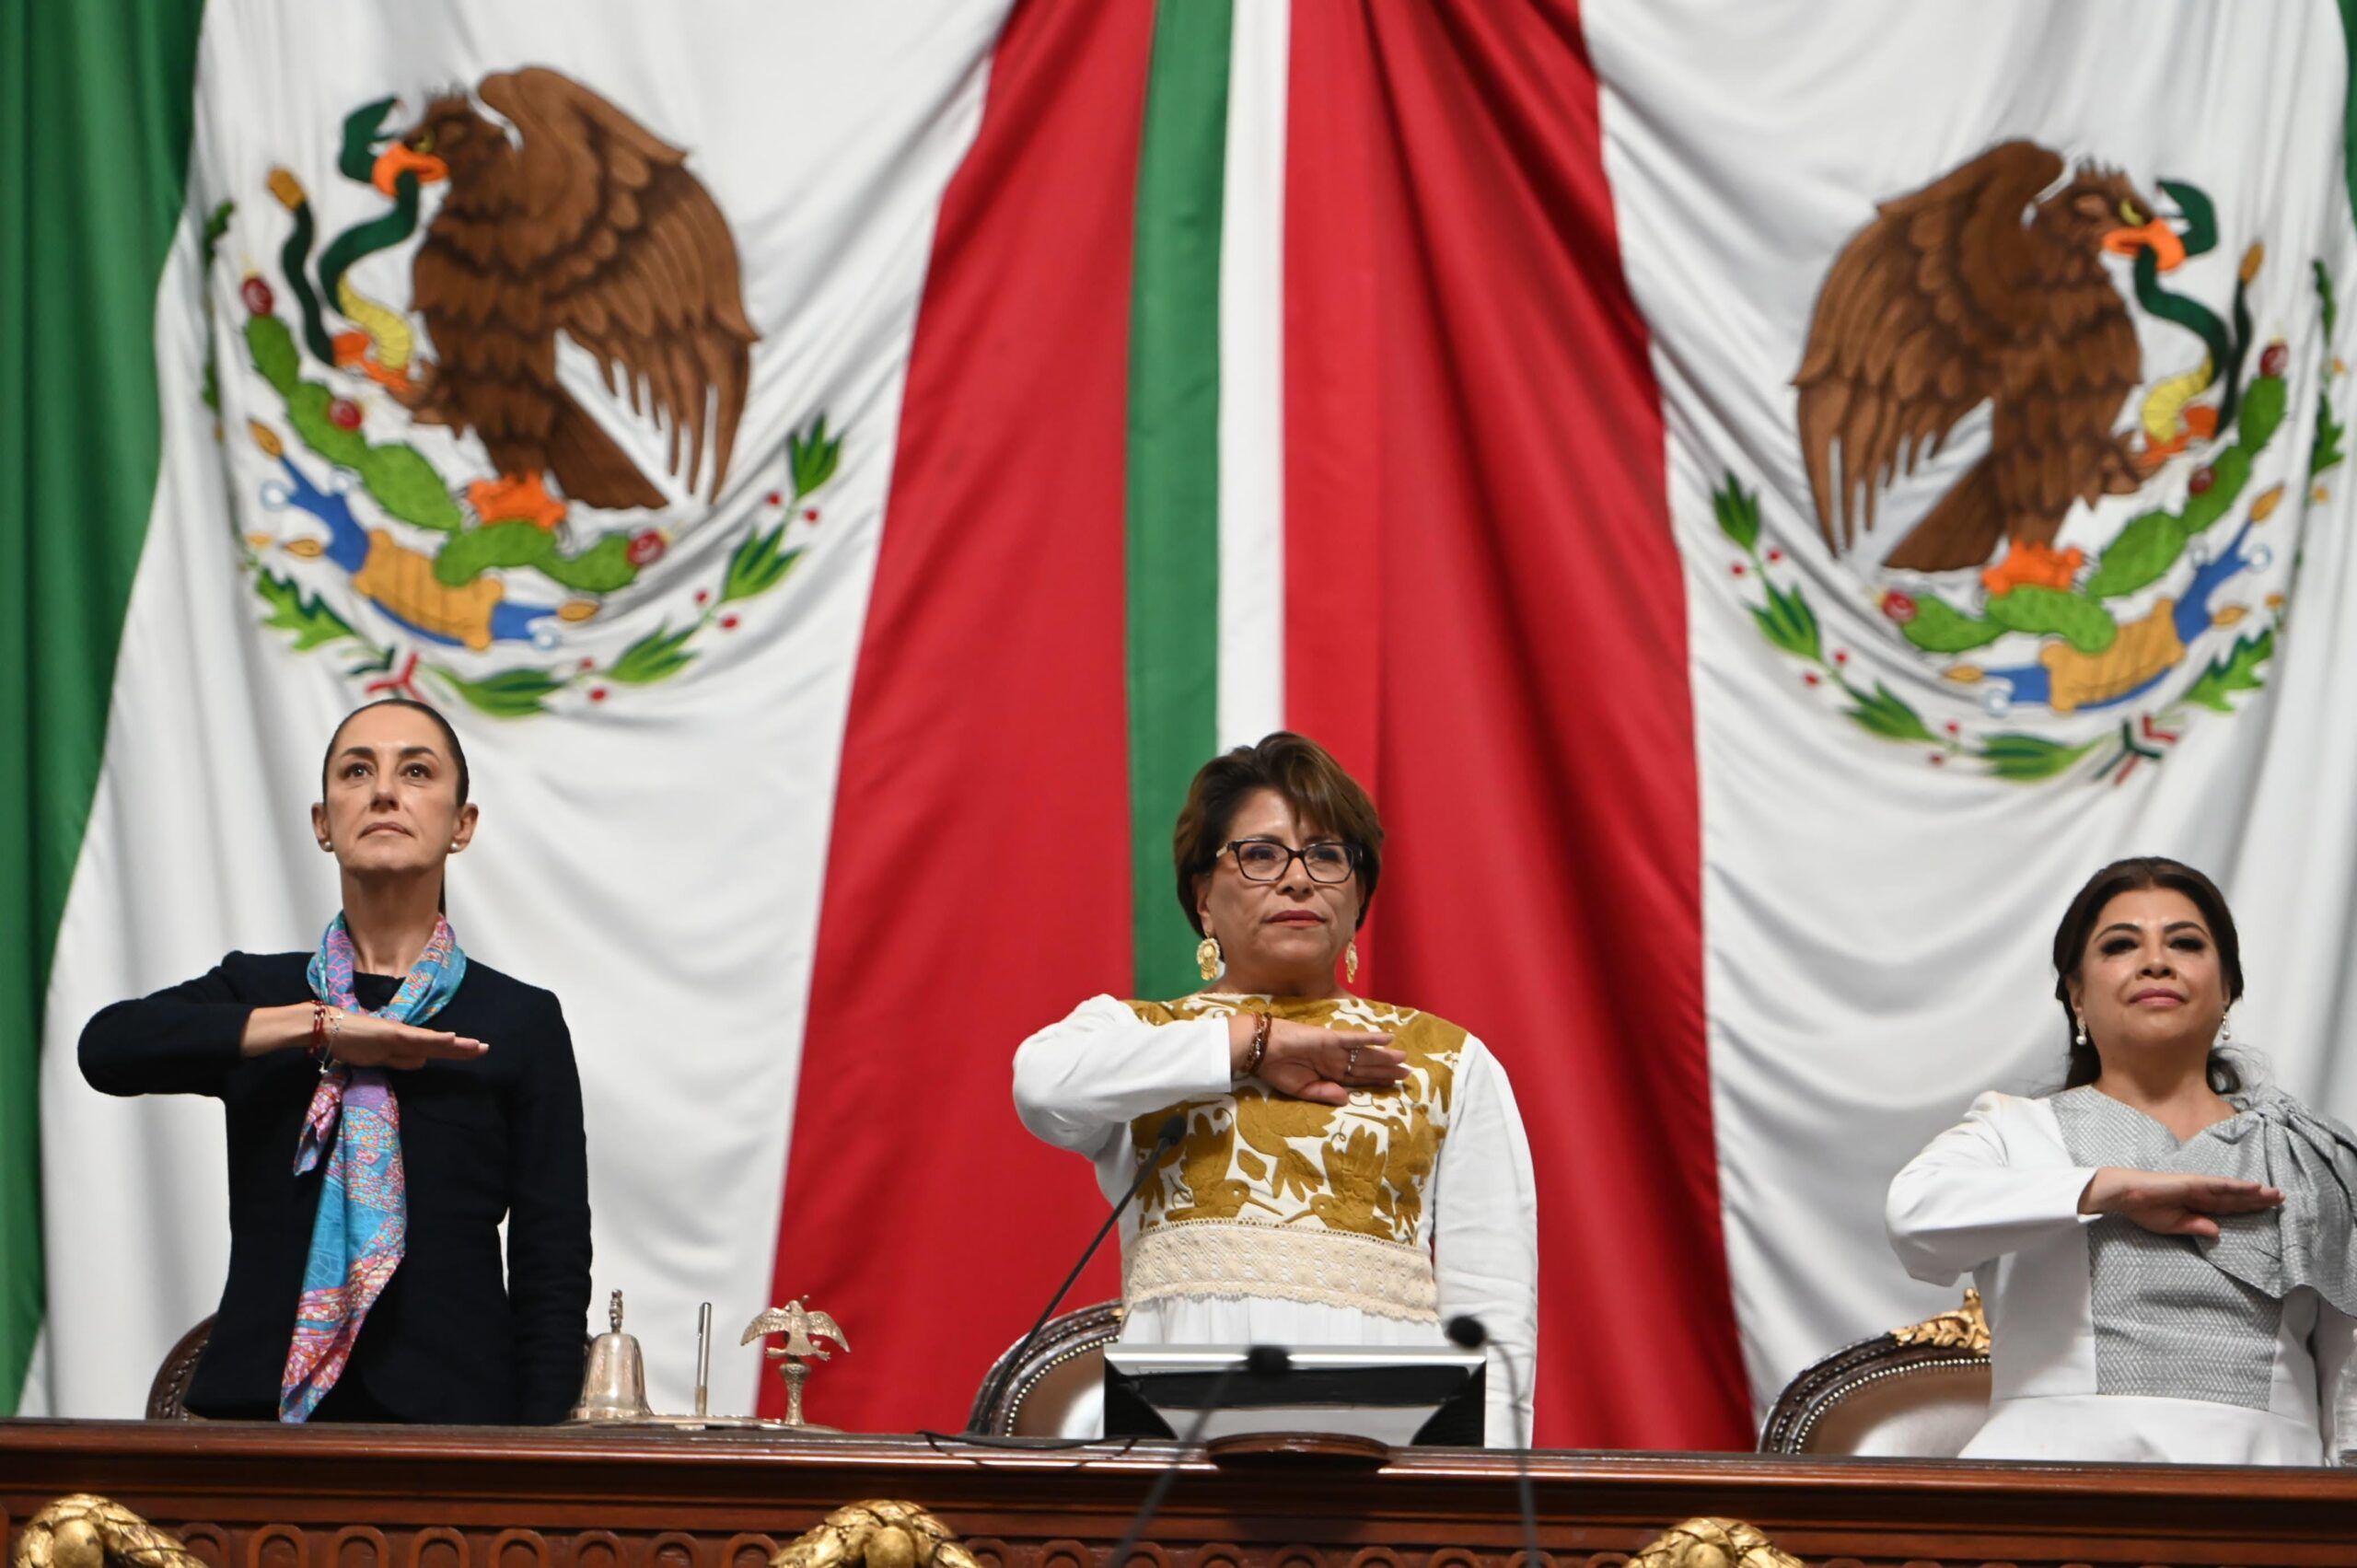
left=1102, top=1343, right=1487, bottom=1446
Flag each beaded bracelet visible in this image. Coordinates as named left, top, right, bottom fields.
left=307, top=1003, right=343, bottom=1070
left=1242, top=1011, right=1271, bottom=1076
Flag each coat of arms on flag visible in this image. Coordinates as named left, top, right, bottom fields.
left=1712, top=139, right=2346, bottom=784
left=211, top=69, right=847, bottom=716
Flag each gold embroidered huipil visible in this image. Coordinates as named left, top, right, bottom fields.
left=1121, top=993, right=1465, bottom=1322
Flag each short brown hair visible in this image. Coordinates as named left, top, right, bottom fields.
left=2051, top=855, right=2245, bottom=1092
left=1172, top=732, right=1383, bottom=934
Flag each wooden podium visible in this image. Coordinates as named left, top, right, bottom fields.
left=5, top=1421, right=2356, bottom=1568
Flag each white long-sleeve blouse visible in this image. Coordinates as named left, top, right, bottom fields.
left=1014, top=991, right=1539, bottom=1446
left=1887, top=1087, right=2357, bottom=1465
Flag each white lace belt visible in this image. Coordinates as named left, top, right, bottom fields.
left=1124, top=1221, right=1439, bottom=1321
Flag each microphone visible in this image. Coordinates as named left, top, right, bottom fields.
left=1448, top=1316, right=1537, bottom=1567
left=969, top=1112, right=1188, bottom=1433
left=1104, top=1344, right=1292, bottom=1565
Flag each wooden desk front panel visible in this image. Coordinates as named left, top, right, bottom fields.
left=3, top=1423, right=2354, bottom=1568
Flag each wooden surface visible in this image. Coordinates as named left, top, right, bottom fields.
left=5, top=1419, right=2357, bottom=1568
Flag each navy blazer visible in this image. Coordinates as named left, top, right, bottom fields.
left=80, top=950, right=592, bottom=1423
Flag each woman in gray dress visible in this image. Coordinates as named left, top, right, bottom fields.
left=1887, top=856, right=2357, bottom=1464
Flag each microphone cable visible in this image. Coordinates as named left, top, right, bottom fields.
left=964, top=1112, right=1187, bottom=1434
left=1103, top=1345, right=1293, bottom=1566
left=1448, top=1315, right=1538, bottom=1568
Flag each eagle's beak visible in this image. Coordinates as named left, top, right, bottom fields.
left=371, top=143, right=448, bottom=197
left=2103, top=218, right=2186, bottom=273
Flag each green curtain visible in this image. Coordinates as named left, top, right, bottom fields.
left=0, top=0, right=207, bottom=1411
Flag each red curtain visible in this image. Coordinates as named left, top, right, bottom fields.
left=1286, top=0, right=1751, bottom=1448
left=768, top=0, right=1151, bottom=1430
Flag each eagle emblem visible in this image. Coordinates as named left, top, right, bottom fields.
left=376, top=69, right=757, bottom=528
left=210, top=69, right=842, bottom=717
left=741, top=1299, right=851, bottom=1362
left=1797, top=141, right=2186, bottom=594
left=1711, top=138, right=2343, bottom=784
left=742, top=1299, right=850, bottom=1430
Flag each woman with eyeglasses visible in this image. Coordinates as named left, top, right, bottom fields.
left=1887, top=856, right=2357, bottom=1464
left=1014, top=732, right=1538, bottom=1446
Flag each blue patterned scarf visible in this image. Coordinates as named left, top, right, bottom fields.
left=280, top=912, right=466, bottom=1422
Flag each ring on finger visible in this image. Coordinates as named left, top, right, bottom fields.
left=1346, top=1044, right=1362, bottom=1075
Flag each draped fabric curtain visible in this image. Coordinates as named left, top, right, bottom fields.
left=0, top=0, right=206, bottom=1411
left=18, top=0, right=2357, bottom=1458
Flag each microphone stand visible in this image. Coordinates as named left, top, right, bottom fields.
left=968, top=1113, right=1187, bottom=1433
left=1448, top=1316, right=1537, bottom=1568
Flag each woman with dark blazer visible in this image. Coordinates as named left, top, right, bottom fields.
left=80, top=698, right=591, bottom=1423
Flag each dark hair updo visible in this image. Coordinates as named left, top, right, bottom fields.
left=1171, top=732, right=1383, bottom=934
left=2049, top=855, right=2244, bottom=1092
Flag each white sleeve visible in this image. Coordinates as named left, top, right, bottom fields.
left=1884, top=1092, right=2100, bottom=1285
left=2316, top=1298, right=2357, bottom=1464
left=1011, top=994, right=1232, bottom=1157
left=1430, top=1037, right=1539, bottom=1448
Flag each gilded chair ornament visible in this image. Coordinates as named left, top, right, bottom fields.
left=1628, top=1518, right=1804, bottom=1568
left=1889, top=1287, right=1991, bottom=1353
left=768, top=1501, right=979, bottom=1568
left=12, top=1496, right=205, bottom=1568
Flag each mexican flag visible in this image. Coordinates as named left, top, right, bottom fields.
left=10, top=0, right=2357, bottom=1448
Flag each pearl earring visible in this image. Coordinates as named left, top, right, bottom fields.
left=2219, top=1007, right=2235, bottom=1046
left=2074, top=1014, right=2088, bottom=1047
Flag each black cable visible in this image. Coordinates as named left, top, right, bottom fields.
left=969, top=1113, right=1186, bottom=1433
left=1102, top=1346, right=1291, bottom=1567
left=1448, top=1316, right=1537, bottom=1568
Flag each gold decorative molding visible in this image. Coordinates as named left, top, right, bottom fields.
left=12, top=1496, right=206, bottom=1568
left=1889, top=1288, right=1991, bottom=1353
left=770, top=1503, right=978, bottom=1568
left=1630, top=1518, right=1805, bottom=1568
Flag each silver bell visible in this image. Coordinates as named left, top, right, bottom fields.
left=571, top=1289, right=655, bottom=1423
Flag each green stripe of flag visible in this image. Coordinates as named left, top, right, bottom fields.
left=1126, top=0, right=1234, bottom=1002
left=2341, top=0, right=2357, bottom=228
left=0, top=0, right=207, bottom=1411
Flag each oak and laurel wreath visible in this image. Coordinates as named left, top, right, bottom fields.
left=245, top=417, right=839, bottom=717
left=211, top=185, right=843, bottom=718
left=1719, top=261, right=2347, bottom=784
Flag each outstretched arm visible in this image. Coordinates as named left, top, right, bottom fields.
left=1011, top=997, right=1407, bottom=1155
left=1885, top=1093, right=2100, bottom=1284
left=1012, top=997, right=1232, bottom=1156
left=80, top=959, right=260, bottom=1098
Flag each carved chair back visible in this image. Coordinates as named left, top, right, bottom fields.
left=966, top=1301, right=1122, bottom=1438
left=146, top=1315, right=216, bottom=1421
left=1758, top=1292, right=1991, bottom=1457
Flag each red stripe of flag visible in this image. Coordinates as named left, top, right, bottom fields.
left=765, top=0, right=1154, bottom=1432
left=1285, top=0, right=1751, bottom=1448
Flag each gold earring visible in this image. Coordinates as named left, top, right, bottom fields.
left=1196, top=931, right=1222, bottom=983
left=1345, top=939, right=1359, bottom=984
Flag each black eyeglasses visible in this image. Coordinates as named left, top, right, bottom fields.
left=1225, top=838, right=1359, bottom=884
